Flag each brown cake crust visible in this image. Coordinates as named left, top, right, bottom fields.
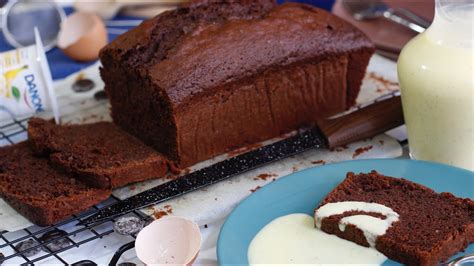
left=315, top=171, right=474, bottom=266
left=100, top=1, right=374, bottom=168
left=0, top=142, right=110, bottom=226
left=28, top=118, right=168, bottom=189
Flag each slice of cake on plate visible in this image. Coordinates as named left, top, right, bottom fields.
left=314, top=171, right=474, bottom=266
left=28, top=118, right=168, bottom=189
left=0, top=142, right=110, bottom=226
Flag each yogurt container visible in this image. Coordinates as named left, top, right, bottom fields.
left=0, top=28, right=59, bottom=123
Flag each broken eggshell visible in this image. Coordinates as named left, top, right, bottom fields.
left=135, top=216, right=201, bottom=265
left=57, top=12, right=107, bottom=62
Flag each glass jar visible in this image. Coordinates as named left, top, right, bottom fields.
left=398, top=0, right=473, bottom=170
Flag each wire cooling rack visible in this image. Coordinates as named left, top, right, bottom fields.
left=0, top=116, right=149, bottom=265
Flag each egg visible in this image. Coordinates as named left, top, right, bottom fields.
left=135, top=216, right=201, bottom=265
left=57, top=12, right=108, bottom=62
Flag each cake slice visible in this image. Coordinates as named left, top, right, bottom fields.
left=0, top=142, right=110, bottom=226
left=28, top=118, right=168, bottom=189
left=314, top=171, right=474, bottom=266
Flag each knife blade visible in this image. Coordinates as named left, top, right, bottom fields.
left=79, top=95, right=403, bottom=226
left=78, top=127, right=326, bottom=225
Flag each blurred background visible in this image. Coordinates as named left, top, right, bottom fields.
left=0, top=0, right=433, bottom=80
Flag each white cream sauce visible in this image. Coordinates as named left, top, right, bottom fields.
left=398, top=3, right=474, bottom=170
left=248, top=213, right=387, bottom=265
left=315, top=201, right=399, bottom=247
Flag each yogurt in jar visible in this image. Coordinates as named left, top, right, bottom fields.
left=0, top=28, right=59, bottom=123
left=398, top=0, right=474, bottom=170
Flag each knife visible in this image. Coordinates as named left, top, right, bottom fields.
left=78, top=95, right=404, bottom=226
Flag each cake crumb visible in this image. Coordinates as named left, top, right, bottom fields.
left=153, top=210, right=169, bottom=219
left=153, top=205, right=173, bottom=219
left=178, top=168, right=191, bottom=175
left=164, top=205, right=173, bottom=214
left=250, top=186, right=261, bottom=193
left=352, top=145, right=373, bottom=158
left=227, top=143, right=263, bottom=157
left=330, top=145, right=349, bottom=152
left=253, top=173, right=277, bottom=181
left=204, top=224, right=208, bottom=228
left=311, top=160, right=326, bottom=165
left=168, top=162, right=182, bottom=174
left=368, top=72, right=399, bottom=89
left=75, top=72, right=85, bottom=81
left=379, top=140, right=385, bottom=145
left=165, top=174, right=178, bottom=180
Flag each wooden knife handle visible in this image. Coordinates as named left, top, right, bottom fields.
left=318, top=96, right=404, bottom=149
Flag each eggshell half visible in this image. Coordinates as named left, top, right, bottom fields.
left=57, top=12, right=108, bottom=62
left=136, top=216, right=201, bottom=265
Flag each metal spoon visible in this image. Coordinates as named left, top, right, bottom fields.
left=342, top=0, right=428, bottom=33
left=445, top=253, right=474, bottom=266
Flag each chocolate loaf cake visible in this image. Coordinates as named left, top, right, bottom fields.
left=28, top=118, right=168, bottom=189
left=0, top=142, right=110, bottom=226
left=100, top=1, right=375, bottom=168
left=314, top=171, right=474, bottom=266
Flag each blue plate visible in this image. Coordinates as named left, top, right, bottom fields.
left=217, top=159, right=474, bottom=265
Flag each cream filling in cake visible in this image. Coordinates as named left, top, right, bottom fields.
left=315, top=201, right=399, bottom=247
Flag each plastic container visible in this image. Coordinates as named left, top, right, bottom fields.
left=0, top=28, right=59, bottom=123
